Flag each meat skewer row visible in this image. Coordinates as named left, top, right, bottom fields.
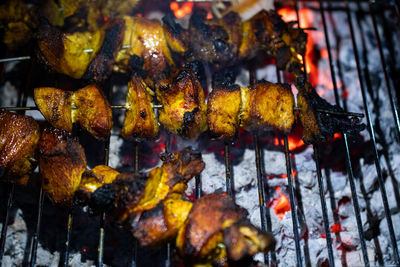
left=33, top=66, right=363, bottom=144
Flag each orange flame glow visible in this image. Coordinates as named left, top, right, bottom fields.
left=278, top=7, right=336, bottom=97
left=170, top=2, right=194, bottom=18
left=274, top=194, right=291, bottom=219
left=271, top=187, right=291, bottom=219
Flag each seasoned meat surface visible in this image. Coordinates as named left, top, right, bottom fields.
left=34, top=87, right=73, bottom=132
left=73, top=84, right=113, bottom=139
left=0, top=111, right=40, bottom=185
left=157, top=69, right=207, bottom=139
left=240, top=81, right=295, bottom=133
left=38, top=128, right=87, bottom=205
left=207, top=84, right=242, bottom=140
left=121, top=76, right=159, bottom=139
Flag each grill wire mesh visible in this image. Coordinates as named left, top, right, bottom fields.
left=1, top=0, right=400, bottom=266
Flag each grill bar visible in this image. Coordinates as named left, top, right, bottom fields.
left=29, top=186, right=44, bottom=267
left=352, top=1, right=400, bottom=264
left=224, top=143, right=234, bottom=198
left=368, top=1, right=400, bottom=142
left=0, top=183, right=15, bottom=266
left=317, top=1, right=374, bottom=265
left=313, top=145, right=335, bottom=266
left=283, top=136, right=303, bottom=267
left=62, top=210, right=73, bottom=266
left=253, top=135, right=270, bottom=265
left=97, top=80, right=112, bottom=266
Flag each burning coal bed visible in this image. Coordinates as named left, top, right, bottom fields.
left=1, top=2, right=400, bottom=267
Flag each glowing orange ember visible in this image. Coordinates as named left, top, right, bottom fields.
left=333, top=133, right=342, bottom=140
left=271, top=187, right=291, bottom=219
left=278, top=7, right=334, bottom=96
left=274, top=194, right=290, bottom=219
left=170, top=2, right=194, bottom=18
left=287, top=135, right=305, bottom=151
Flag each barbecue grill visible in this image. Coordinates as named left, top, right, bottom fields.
left=1, top=0, right=400, bottom=266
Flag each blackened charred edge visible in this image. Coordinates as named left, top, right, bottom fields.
left=139, top=201, right=164, bottom=221
left=175, top=69, right=192, bottom=83
left=83, top=19, right=125, bottom=82
left=300, top=82, right=366, bottom=143
left=184, top=60, right=206, bottom=83
left=222, top=12, right=241, bottom=26
left=162, top=13, right=183, bottom=35
left=90, top=183, right=116, bottom=212
left=36, top=18, right=65, bottom=62
left=190, top=9, right=210, bottom=37
left=128, top=55, right=147, bottom=78
left=212, top=67, right=239, bottom=89
left=276, top=46, right=292, bottom=70
left=183, top=108, right=198, bottom=125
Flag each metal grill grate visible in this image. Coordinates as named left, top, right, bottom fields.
left=1, top=0, right=400, bottom=266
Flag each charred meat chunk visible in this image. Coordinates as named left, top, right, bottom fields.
left=207, top=84, right=242, bottom=140
left=131, top=194, right=193, bottom=247
left=176, top=194, right=247, bottom=263
left=240, top=81, right=295, bottom=133
left=83, top=18, right=125, bottom=82
left=0, top=110, right=40, bottom=185
left=121, top=76, right=159, bottom=140
left=77, top=165, right=120, bottom=201
left=38, top=128, right=87, bottom=205
left=34, top=84, right=113, bottom=139
left=114, top=16, right=175, bottom=82
left=37, top=19, right=104, bottom=79
left=0, top=0, right=38, bottom=50
left=73, top=84, right=113, bottom=139
left=91, top=147, right=205, bottom=222
left=239, top=10, right=307, bottom=70
left=223, top=219, right=275, bottom=261
left=296, top=79, right=366, bottom=144
left=187, top=9, right=235, bottom=67
left=157, top=69, right=207, bottom=139
left=34, top=87, right=73, bottom=132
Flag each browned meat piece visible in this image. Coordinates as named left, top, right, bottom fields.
left=162, top=13, right=190, bottom=55
left=239, top=10, right=307, bottom=70
left=0, top=0, right=38, bottom=50
left=34, top=85, right=112, bottom=139
left=91, top=148, right=205, bottom=223
left=240, top=81, right=295, bottom=133
left=114, top=16, right=174, bottom=82
left=0, top=110, right=40, bottom=185
left=223, top=219, right=275, bottom=261
left=121, top=76, right=159, bottom=139
left=34, top=87, right=73, bottom=132
left=37, top=19, right=104, bottom=79
left=38, top=128, right=87, bottom=205
left=83, top=18, right=125, bottom=82
left=207, top=84, right=242, bottom=140
left=296, top=79, right=366, bottom=144
left=157, top=69, right=207, bottom=139
left=132, top=193, right=193, bottom=246
left=187, top=9, right=236, bottom=67
left=176, top=194, right=248, bottom=262
left=77, top=165, right=120, bottom=201
left=73, top=84, right=113, bottom=139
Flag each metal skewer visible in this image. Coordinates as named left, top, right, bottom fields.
left=4, top=104, right=364, bottom=118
